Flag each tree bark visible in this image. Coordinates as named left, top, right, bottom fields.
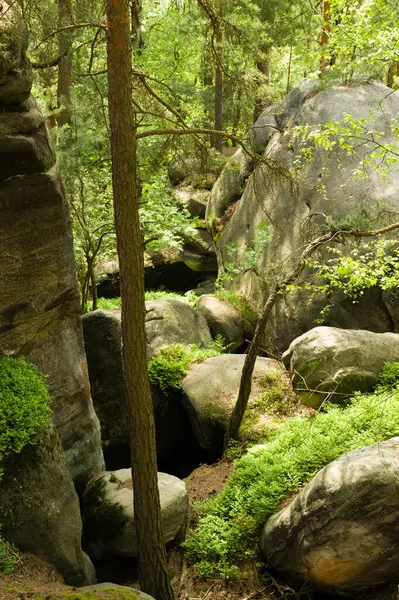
left=319, top=0, right=331, bottom=77
left=254, top=46, right=270, bottom=121
left=131, top=0, right=143, bottom=51
left=57, top=0, right=73, bottom=128
left=213, top=24, right=223, bottom=152
left=387, top=61, right=399, bottom=88
left=105, top=2, right=174, bottom=599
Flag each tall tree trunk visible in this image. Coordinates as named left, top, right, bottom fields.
left=319, top=0, right=331, bottom=77
left=57, top=0, right=73, bottom=129
left=254, top=46, right=270, bottom=121
left=213, top=24, right=223, bottom=152
left=105, top=2, right=174, bottom=599
left=131, top=0, right=143, bottom=51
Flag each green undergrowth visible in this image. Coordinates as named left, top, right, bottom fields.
left=184, top=373, right=399, bottom=578
left=97, top=290, right=190, bottom=311
left=214, top=289, right=257, bottom=332
left=148, top=337, right=229, bottom=394
left=0, top=356, right=52, bottom=574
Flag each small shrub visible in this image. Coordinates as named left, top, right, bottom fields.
left=214, top=289, right=257, bottom=332
left=148, top=337, right=229, bottom=394
left=0, top=534, right=19, bottom=574
left=378, top=362, right=399, bottom=387
left=0, top=356, right=52, bottom=464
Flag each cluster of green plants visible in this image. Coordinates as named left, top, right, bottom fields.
left=214, top=289, right=258, bottom=332
left=183, top=365, right=399, bottom=578
left=96, top=290, right=198, bottom=312
left=148, top=337, right=229, bottom=394
left=0, top=356, right=52, bottom=574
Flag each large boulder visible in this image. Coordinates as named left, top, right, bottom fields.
left=0, top=424, right=96, bottom=586
left=212, top=81, right=399, bottom=352
left=261, top=437, right=399, bottom=595
left=197, top=295, right=245, bottom=350
left=283, top=326, right=399, bottom=408
left=173, top=186, right=210, bottom=219
left=82, top=469, right=188, bottom=560
left=81, top=583, right=155, bottom=600
left=145, top=299, right=212, bottom=358
left=181, top=354, right=282, bottom=453
left=82, top=309, right=203, bottom=472
left=0, top=3, right=103, bottom=490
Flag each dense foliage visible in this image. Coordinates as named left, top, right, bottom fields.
left=0, top=356, right=52, bottom=573
left=184, top=368, right=399, bottom=578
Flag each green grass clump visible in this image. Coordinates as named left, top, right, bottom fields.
left=378, top=361, right=399, bottom=387
left=97, top=291, right=189, bottom=311
left=214, top=289, right=257, bottom=332
left=148, top=337, right=229, bottom=394
left=184, top=387, right=399, bottom=578
left=0, top=356, right=52, bottom=574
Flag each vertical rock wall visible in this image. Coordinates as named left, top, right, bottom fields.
left=0, top=1, right=104, bottom=490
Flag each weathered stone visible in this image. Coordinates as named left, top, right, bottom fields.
left=197, top=295, right=245, bottom=350
left=247, top=104, right=279, bottom=154
left=0, top=123, right=56, bottom=179
left=82, top=309, right=201, bottom=472
left=213, top=81, right=399, bottom=352
left=261, top=437, right=399, bottom=595
left=181, top=354, right=282, bottom=453
left=173, top=186, right=210, bottom=218
left=282, top=326, right=399, bottom=408
left=0, top=57, right=32, bottom=105
left=0, top=97, right=44, bottom=136
left=82, top=470, right=188, bottom=560
left=0, top=424, right=96, bottom=586
left=0, top=159, right=103, bottom=490
left=145, top=299, right=212, bottom=358
left=206, top=148, right=253, bottom=221
left=80, top=583, right=155, bottom=600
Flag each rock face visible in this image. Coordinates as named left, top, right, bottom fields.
left=197, top=295, right=245, bottom=350
left=0, top=424, right=96, bottom=586
left=261, top=437, right=399, bottom=595
left=0, top=1, right=103, bottom=490
left=210, top=81, right=399, bottom=352
left=145, top=299, right=212, bottom=358
left=82, top=309, right=202, bottom=472
left=181, top=354, right=282, bottom=453
left=82, top=469, right=188, bottom=560
left=283, top=326, right=399, bottom=408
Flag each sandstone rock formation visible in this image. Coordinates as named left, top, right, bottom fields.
left=82, top=308, right=203, bottom=472
left=145, top=298, right=212, bottom=358
left=283, top=326, right=399, bottom=408
left=0, top=424, right=96, bottom=586
left=261, top=437, right=399, bottom=595
left=181, top=354, right=282, bottom=453
left=197, top=295, right=245, bottom=350
left=0, top=0, right=103, bottom=490
left=82, top=469, right=188, bottom=560
left=81, top=583, right=155, bottom=600
left=209, top=81, right=399, bottom=352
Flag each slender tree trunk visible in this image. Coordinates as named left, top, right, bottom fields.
left=105, top=2, right=174, bottom=599
left=131, top=0, right=143, bottom=51
left=387, top=61, right=399, bottom=88
left=254, top=46, right=270, bottom=121
left=319, top=0, right=331, bottom=77
left=226, top=231, right=338, bottom=443
left=213, top=24, right=223, bottom=152
left=57, top=0, right=73, bottom=129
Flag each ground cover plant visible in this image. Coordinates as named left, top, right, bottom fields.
left=148, top=338, right=229, bottom=394
left=184, top=365, right=399, bottom=578
left=0, top=356, right=52, bottom=574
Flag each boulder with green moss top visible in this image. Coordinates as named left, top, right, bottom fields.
left=82, top=469, right=188, bottom=560
left=0, top=423, right=96, bottom=586
left=261, top=436, right=399, bottom=595
left=196, top=295, right=245, bottom=350
left=181, top=354, right=282, bottom=453
left=283, top=326, right=399, bottom=408
left=80, top=583, right=155, bottom=599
